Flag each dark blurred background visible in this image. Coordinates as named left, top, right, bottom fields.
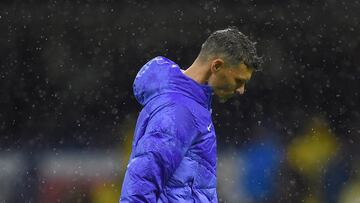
left=0, top=0, right=359, bottom=202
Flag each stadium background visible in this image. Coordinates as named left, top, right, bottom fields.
left=0, top=0, right=359, bottom=202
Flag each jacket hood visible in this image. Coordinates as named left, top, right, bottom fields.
left=133, top=56, right=213, bottom=110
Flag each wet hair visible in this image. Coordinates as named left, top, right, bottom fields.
left=199, top=26, right=263, bottom=71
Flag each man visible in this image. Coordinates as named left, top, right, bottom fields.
left=120, top=27, right=263, bottom=202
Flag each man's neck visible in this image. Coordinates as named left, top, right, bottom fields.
left=183, top=59, right=211, bottom=85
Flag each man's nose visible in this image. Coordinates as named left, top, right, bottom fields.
left=236, top=86, right=245, bottom=95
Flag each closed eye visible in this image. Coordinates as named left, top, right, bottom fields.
left=235, top=78, right=246, bottom=85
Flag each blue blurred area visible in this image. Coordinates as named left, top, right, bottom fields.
left=240, top=135, right=283, bottom=201
left=323, top=158, right=351, bottom=203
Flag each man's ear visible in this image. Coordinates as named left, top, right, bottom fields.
left=211, top=59, right=224, bottom=73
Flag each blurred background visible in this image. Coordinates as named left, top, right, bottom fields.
left=0, top=0, right=359, bottom=202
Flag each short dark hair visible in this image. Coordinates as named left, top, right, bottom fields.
left=199, top=26, right=263, bottom=71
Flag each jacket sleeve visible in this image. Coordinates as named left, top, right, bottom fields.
left=120, top=104, right=197, bottom=202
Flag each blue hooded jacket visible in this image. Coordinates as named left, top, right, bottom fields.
left=120, top=56, right=218, bottom=202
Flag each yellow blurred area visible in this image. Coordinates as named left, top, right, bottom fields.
left=287, top=117, right=339, bottom=178
left=91, top=182, right=121, bottom=203
left=339, top=180, right=360, bottom=203
left=303, top=196, right=321, bottom=203
left=89, top=114, right=136, bottom=203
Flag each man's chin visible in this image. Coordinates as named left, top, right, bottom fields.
left=218, top=97, right=230, bottom=103
left=219, top=99, right=227, bottom=103
left=215, top=91, right=234, bottom=103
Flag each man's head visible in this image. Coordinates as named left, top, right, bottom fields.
left=198, top=27, right=263, bottom=103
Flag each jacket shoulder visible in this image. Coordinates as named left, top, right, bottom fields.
left=145, top=101, right=197, bottom=136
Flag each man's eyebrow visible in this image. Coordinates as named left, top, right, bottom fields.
left=243, top=61, right=252, bottom=69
